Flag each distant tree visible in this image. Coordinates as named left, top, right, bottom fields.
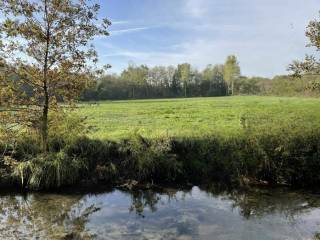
left=288, top=13, right=320, bottom=92
left=139, top=65, right=149, bottom=97
left=148, top=66, right=163, bottom=88
left=165, top=66, right=176, bottom=96
left=96, top=74, right=130, bottom=100
left=148, top=66, right=163, bottom=96
left=172, top=69, right=182, bottom=97
left=85, top=65, right=179, bottom=100
left=84, top=60, right=275, bottom=100
left=212, top=64, right=227, bottom=95
left=121, top=64, right=149, bottom=98
left=201, top=64, right=225, bottom=96
left=121, top=65, right=134, bottom=98
left=235, top=77, right=261, bottom=95
left=202, top=64, right=214, bottom=95
left=267, top=75, right=314, bottom=96
left=224, top=55, right=240, bottom=95
left=148, top=66, right=173, bottom=97
left=0, top=0, right=110, bottom=151
left=176, top=63, right=191, bottom=97
left=190, top=69, right=202, bottom=97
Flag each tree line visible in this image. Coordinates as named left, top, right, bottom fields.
left=82, top=55, right=269, bottom=100
left=82, top=56, right=320, bottom=101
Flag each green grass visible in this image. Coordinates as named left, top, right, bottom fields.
left=77, top=96, right=320, bottom=140
left=4, top=96, right=320, bottom=189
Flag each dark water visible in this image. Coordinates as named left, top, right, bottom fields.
left=0, top=187, right=320, bottom=240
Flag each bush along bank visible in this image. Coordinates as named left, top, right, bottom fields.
left=1, top=129, right=320, bottom=190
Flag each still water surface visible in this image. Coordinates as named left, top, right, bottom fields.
left=0, top=186, right=320, bottom=240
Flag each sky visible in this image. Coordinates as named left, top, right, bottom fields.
left=96, top=0, right=319, bottom=77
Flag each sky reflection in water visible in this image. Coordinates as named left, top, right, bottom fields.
left=0, top=187, right=319, bottom=240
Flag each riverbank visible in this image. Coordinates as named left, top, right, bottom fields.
left=1, top=127, right=320, bottom=190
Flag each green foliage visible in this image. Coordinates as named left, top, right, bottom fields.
left=121, top=64, right=149, bottom=98
left=234, top=77, right=262, bottom=95
left=0, top=0, right=110, bottom=151
left=288, top=13, right=320, bottom=79
left=66, top=137, right=118, bottom=173
left=48, top=111, right=89, bottom=150
left=201, top=64, right=226, bottom=96
left=82, top=65, right=320, bottom=101
left=120, top=134, right=182, bottom=182
left=224, top=55, right=241, bottom=95
left=2, top=126, right=320, bottom=189
left=176, top=63, right=192, bottom=97
left=11, top=151, right=86, bottom=190
left=171, top=129, right=320, bottom=187
left=262, top=75, right=314, bottom=96
left=82, top=62, right=228, bottom=101
left=13, top=133, right=41, bottom=160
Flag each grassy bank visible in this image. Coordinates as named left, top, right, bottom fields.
left=1, top=96, right=320, bottom=190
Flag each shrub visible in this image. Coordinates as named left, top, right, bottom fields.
left=120, top=134, right=182, bottom=182
left=11, top=151, right=87, bottom=190
left=95, top=163, right=118, bottom=182
left=13, top=133, right=41, bottom=161
left=66, top=137, right=119, bottom=172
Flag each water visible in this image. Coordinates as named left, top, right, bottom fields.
left=0, top=186, right=320, bottom=240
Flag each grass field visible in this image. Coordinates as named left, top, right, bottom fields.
left=3, top=96, right=320, bottom=189
left=78, top=96, right=320, bottom=140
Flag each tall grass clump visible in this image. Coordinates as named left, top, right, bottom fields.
left=66, top=137, right=119, bottom=182
left=11, top=151, right=86, bottom=190
left=169, top=127, right=320, bottom=187
left=119, top=134, right=182, bottom=182
left=1, top=112, right=91, bottom=190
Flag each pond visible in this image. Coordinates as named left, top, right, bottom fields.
left=0, top=186, right=319, bottom=240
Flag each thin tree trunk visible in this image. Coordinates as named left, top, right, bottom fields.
left=226, top=83, right=229, bottom=96
left=146, top=85, right=149, bottom=98
left=42, top=87, right=49, bottom=152
left=231, top=79, right=234, bottom=95
left=42, top=0, right=50, bottom=152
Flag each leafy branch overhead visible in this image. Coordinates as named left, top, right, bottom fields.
left=289, top=13, right=320, bottom=78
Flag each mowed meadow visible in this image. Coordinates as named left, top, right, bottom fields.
left=78, top=96, right=320, bottom=140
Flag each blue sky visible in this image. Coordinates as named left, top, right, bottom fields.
left=96, top=0, right=320, bottom=77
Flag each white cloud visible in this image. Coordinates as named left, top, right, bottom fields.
left=184, top=0, right=210, bottom=18
left=111, top=20, right=130, bottom=25
left=102, top=43, right=187, bottom=66
left=102, top=32, right=310, bottom=78
left=99, top=0, right=320, bottom=77
left=110, top=27, right=151, bottom=36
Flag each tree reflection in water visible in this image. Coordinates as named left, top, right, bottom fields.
left=0, top=186, right=319, bottom=239
left=128, top=186, right=320, bottom=221
left=0, top=193, right=100, bottom=239
left=128, top=188, right=181, bottom=217
left=202, top=185, right=320, bottom=220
